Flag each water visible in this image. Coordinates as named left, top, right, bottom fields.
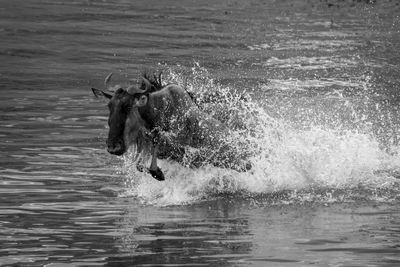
left=1, top=0, right=400, bottom=266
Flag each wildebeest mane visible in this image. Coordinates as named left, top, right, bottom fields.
left=139, top=70, right=164, bottom=93
left=139, top=69, right=199, bottom=105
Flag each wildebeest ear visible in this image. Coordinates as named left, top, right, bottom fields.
left=135, top=95, right=148, bottom=107
left=91, top=87, right=112, bottom=99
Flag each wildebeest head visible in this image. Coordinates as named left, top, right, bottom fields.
left=92, top=74, right=153, bottom=156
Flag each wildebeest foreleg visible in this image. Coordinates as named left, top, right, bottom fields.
left=148, top=144, right=165, bottom=181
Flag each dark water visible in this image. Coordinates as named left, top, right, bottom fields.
left=1, top=0, right=400, bottom=266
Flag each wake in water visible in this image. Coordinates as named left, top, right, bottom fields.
left=119, top=64, right=400, bottom=206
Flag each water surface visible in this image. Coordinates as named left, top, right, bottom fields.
left=1, top=0, right=400, bottom=266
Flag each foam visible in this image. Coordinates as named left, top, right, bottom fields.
left=118, top=66, right=400, bottom=206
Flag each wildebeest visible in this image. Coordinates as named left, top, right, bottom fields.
left=92, top=71, right=251, bottom=181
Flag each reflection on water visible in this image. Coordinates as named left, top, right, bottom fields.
left=1, top=0, right=400, bottom=266
left=114, top=201, right=400, bottom=266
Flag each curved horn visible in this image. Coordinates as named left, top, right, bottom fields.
left=104, top=72, right=122, bottom=93
left=126, top=85, right=147, bottom=95
left=104, top=72, right=119, bottom=92
left=104, top=72, right=113, bottom=89
left=126, top=78, right=152, bottom=95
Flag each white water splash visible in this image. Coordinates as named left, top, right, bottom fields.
left=119, top=65, right=400, bottom=206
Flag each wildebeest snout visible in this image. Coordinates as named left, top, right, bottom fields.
left=107, top=140, right=125, bottom=156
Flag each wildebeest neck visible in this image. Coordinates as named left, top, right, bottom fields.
left=138, top=100, right=157, bottom=130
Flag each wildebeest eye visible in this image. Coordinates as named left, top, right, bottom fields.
left=123, top=102, right=133, bottom=113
